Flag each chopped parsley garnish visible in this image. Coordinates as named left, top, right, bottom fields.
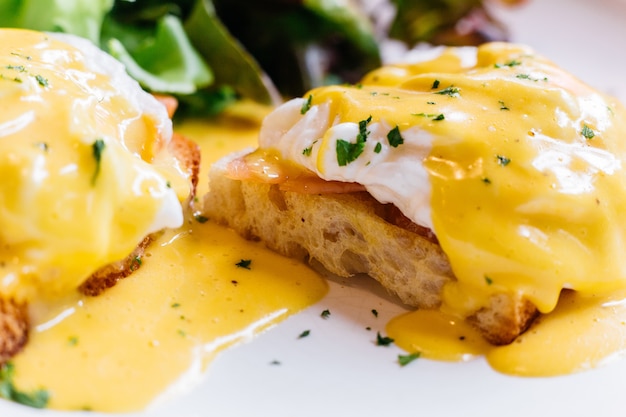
left=6, top=64, right=25, bottom=72
left=336, top=139, right=364, bottom=166
left=177, top=329, right=187, bottom=337
left=336, top=116, right=372, bottom=166
left=516, top=73, right=548, bottom=82
left=371, top=309, right=378, bottom=318
left=485, top=276, right=493, bottom=285
left=300, top=94, right=313, bottom=114
left=91, top=139, right=105, bottom=185
left=481, top=177, right=492, bottom=185
left=498, top=100, right=510, bottom=111
left=236, top=259, right=252, bottom=269
left=35, top=74, right=48, bottom=87
left=0, top=362, right=50, bottom=409
left=269, top=360, right=281, bottom=365
left=426, top=101, right=436, bottom=105
left=376, top=332, right=394, bottom=346
left=358, top=115, right=372, bottom=141
left=171, top=302, right=181, bottom=308
left=434, top=86, right=460, bottom=97
left=68, top=336, right=79, bottom=346
left=496, top=155, right=511, bottom=166
left=495, top=59, right=521, bottom=68
left=194, top=213, right=209, bottom=223
left=302, top=139, right=318, bottom=156
left=321, top=309, right=331, bottom=319
left=0, top=74, right=22, bottom=83
left=374, top=142, right=382, bottom=153
left=10, top=52, right=31, bottom=60
left=298, top=329, right=311, bottom=339
left=581, top=124, right=595, bottom=139
left=130, top=256, right=142, bottom=271
left=398, top=352, right=421, bottom=366
left=335, top=116, right=372, bottom=166
left=431, top=79, right=440, bottom=89
left=412, top=113, right=445, bottom=121
left=387, top=126, right=404, bottom=148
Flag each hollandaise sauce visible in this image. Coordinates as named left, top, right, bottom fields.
left=243, top=43, right=626, bottom=376
left=0, top=29, right=187, bottom=302
left=8, top=116, right=327, bottom=412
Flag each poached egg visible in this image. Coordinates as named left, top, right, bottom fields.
left=0, top=29, right=188, bottom=303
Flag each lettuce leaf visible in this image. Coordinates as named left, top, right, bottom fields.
left=0, top=0, right=113, bottom=43
left=105, top=14, right=212, bottom=94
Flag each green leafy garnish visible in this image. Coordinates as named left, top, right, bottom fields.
left=434, top=86, right=460, bottom=97
left=91, top=138, right=105, bottom=185
left=335, top=115, right=371, bottom=166
left=194, top=213, right=209, bottom=223
left=130, top=255, right=142, bottom=271
left=498, top=100, right=510, bottom=111
left=236, top=259, right=252, bottom=269
left=485, top=275, right=493, bottom=285
left=387, top=126, right=404, bottom=148
left=581, top=124, right=595, bottom=140
left=300, top=94, right=313, bottom=114
left=374, top=142, right=382, bottom=154
left=321, top=309, right=331, bottom=319
left=298, top=329, right=311, bottom=339
left=431, top=79, right=440, bottom=89
left=495, top=59, right=521, bottom=68
left=496, top=155, right=511, bottom=166
left=371, top=309, right=378, bottom=317
left=413, top=112, right=444, bottom=121
left=0, top=362, right=50, bottom=409
left=357, top=115, right=372, bottom=142
left=336, top=138, right=364, bottom=166
left=398, top=352, right=420, bottom=366
left=376, top=332, right=394, bottom=346
left=34, top=74, right=48, bottom=87
left=516, top=73, right=548, bottom=82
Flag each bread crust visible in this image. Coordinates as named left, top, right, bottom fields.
left=204, top=166, right=538, bottom=345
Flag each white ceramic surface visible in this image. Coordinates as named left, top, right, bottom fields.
left=3, top=1, right=626, bottom=416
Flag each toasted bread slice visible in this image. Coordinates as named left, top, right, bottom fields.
left=204, top=161, right=538, bottom=345
left=0, top=299, right=28, bottom=364
left=0, top=132, right=200, bottom=363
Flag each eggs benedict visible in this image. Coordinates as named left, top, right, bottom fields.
left=0, top=28, right=199, bottom=362
left=204, top=42, right=626, bottom=345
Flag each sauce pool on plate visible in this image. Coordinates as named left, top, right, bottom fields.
left=8, top=113, right=328, bottom=412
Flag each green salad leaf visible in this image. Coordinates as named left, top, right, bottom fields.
left=106, top=14, right=212, bottom=94
left=0, top=0, right=513, bottom=117
left=0, top=0, right=113, bottom=43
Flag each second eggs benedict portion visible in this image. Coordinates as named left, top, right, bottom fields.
left=205, top=42, right=626, bottom=344
left=0, top=28, right=198, bottom=361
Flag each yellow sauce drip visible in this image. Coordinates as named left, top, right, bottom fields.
left=388, top=290, right=626, bottom=377
left=9, top=110, right=328, bottom=412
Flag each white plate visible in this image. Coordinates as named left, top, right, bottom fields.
left=4, top=1, right=626, bottom=416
